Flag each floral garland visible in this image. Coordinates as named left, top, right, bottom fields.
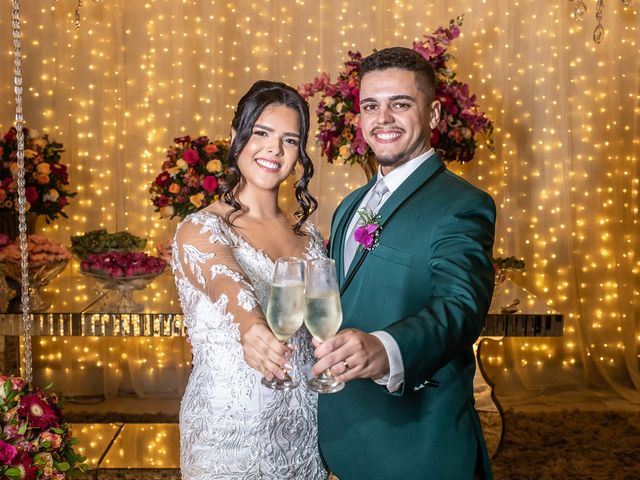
left=149, top=135, right=229, bottom=221
left=298, top=16, right=494, bottom=169
left=0, top=375, right=86, bottom=479
left=0, top=127, right=76, bottom=223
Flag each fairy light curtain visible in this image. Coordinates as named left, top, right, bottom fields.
left=0, top=1, right=638, bottom=403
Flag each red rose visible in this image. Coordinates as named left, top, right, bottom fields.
left=156, top=195, right=169, bottom=207
left=50, top=162, right=67, bottom=175
left=25, top=186, right=38, bottom=204
left=182, top=148, right=200, bottom=166
left=3, top=127, right=17, bottom=143
left=155, top=171, right=171, bottom=187
left=202, top=176, right=218, bottom=193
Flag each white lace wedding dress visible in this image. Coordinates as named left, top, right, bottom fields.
left=172, top=210, right=327, bottom=480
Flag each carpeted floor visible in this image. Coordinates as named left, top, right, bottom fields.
left=492, top=410, right=640, bottom=480
left=64, top=408, right=640, bottom=479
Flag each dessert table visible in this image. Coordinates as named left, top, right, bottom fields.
left=476, top=278, right=564, bottom=457
left=0, top=269, right=563, bottom=460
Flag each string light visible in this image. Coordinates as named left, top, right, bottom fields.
left=0, top=1, right=637, bottom=397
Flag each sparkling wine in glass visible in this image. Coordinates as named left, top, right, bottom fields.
left=305, top=258, right=345, bottom=394
left=261, top=257, right=305, bottom=390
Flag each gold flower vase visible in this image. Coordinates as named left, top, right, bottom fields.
left=0, top=259, right=69, bottom=311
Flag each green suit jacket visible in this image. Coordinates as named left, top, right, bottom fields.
left=321, top=153, right=496, bottom=480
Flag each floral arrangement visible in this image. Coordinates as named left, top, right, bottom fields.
left=70, top=229, right=146, bottom=261
left=297, top=16, right=494, bottom=169
left=0, top=375, right=86, bottom=479
left=0, top=235, right=71, bottom=267
left=354, top=209, right=382, bottom=251
left=0, top=127, right=76, bottom=223
left=149, top=135, right=230, bottom=221
left=80, top=251, right=166, bottom=278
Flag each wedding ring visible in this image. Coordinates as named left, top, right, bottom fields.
left=342, top=360, right=350, bottom=370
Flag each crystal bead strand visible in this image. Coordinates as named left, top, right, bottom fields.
left=593, top=0, right=605, bottom=43
left=12, top=0, right=33, bottom=383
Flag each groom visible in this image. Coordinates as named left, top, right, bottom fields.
left=312, top=47, right=496, bottom=479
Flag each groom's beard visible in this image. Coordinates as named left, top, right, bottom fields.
left=368, top=134, right=431, bottom=170
left=376, top=152, right=412, bottom=168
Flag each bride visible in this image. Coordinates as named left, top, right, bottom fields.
left=172, top=80, right=327, bottom=479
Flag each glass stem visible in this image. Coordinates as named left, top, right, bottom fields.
left=321, top=368, right=334, bottom=379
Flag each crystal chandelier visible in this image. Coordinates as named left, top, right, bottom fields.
left=570, top=0, right=634, bottom=43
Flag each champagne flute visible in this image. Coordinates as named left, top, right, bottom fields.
left=304, top=258, right=345, bottom=394
left=261, top=257, right=306, bottom=390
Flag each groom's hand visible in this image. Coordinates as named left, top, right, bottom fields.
left=312, top=328, right=390, bottom=382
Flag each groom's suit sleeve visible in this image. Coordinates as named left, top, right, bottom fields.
left=383, top=189, right=496, bottom=396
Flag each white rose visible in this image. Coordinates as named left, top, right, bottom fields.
left=160, top=206, right=175, bottom=218
left=44, top=189, right=60, bottom=202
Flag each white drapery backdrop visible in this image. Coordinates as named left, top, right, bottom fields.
left=1, top=0, right=638, bottom=404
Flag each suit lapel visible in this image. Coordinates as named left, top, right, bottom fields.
left=341, top=154, right=446, bottom=294
left=330, top=177, right=376, bottom=285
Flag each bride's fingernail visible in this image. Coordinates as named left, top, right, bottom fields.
left=284, top=352, right=292, bottom=360
left=284, top=362, right=293, bottom=371
left=276, top=370, right=286, bottom=379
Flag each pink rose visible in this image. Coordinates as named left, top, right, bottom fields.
left=202, top=176, right=218, bottom=193
left=0, top=439, right=17, bottom=464
left=182, top=148, right=200, bottom=166
left=40, top=431, right=63, bottom=449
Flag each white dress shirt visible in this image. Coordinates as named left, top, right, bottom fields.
left=343, top=149, right=436, bottom=392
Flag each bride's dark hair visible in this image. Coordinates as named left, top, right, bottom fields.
left=220, top=80, right=317, bottom=235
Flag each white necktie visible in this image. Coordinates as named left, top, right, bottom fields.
left=343, top=178, right=389, bottom=273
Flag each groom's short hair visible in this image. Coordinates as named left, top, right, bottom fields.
left=360, top=47, right=436, bottom=99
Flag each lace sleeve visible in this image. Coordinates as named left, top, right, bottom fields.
left=173, top=214, right=262, bottom=318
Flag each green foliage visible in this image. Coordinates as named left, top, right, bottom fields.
left=70, top=228, right=147, bottom=260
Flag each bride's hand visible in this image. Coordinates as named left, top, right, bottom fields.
left=239, top=320, right=294, bottom=380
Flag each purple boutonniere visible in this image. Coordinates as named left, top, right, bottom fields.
left=354, top=209, right=382, bottom=251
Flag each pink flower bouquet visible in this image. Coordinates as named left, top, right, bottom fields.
left=298, top=16, right=494, bottom=166
left=0, top=375, right=86, bottom=479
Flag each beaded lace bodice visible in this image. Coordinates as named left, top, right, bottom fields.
left=172, top=210, right=327, bottom=479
